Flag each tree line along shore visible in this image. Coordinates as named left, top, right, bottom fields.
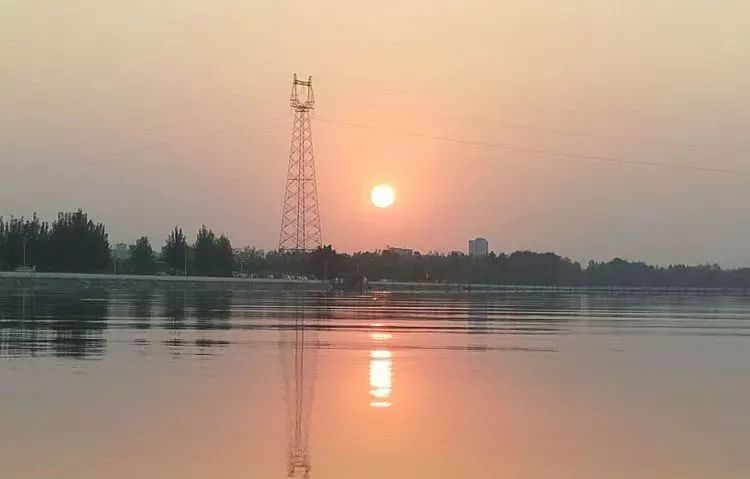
left=1, top=209, right=750, bottom=289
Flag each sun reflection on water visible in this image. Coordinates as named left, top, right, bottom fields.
left=369, top=328, right=393, bottom=408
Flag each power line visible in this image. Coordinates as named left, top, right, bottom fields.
left=382, top=105, right=734, bottom=152
left=0, top=98, right=284, bottom=157
left=316, top=117, right=750, bottom=175
left=0, top=113, right=289, bottom=177
left=2, top=107, right=747, bottom=177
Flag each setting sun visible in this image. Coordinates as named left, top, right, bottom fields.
left=371, top=184, right=395, bottom=208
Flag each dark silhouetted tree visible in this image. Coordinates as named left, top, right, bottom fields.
left=0, top=214, right=50, bottom=271
left=308, top=245, right=339, bottom=279
left=193, top=225, right=216, bottom=276
left=47, top=210, right=110, bottom=273
left=162, top=227, right=188, bottom=274
left=129, top=236, right=156, bottom=274
left=4, top=210, right=750, bottom=287
left=235, top=247, right=266, bottom=274
left=215, top=235, right=234, bottom=277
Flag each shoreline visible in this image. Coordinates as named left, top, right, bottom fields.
left=368, top=281, right=750, bottom=295
left=0, top=271, right=329, bottom=291
left=1, top=272, right=748, bottom=295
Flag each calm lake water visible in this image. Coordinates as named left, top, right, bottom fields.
left=1, top=289, right=749, bottom=478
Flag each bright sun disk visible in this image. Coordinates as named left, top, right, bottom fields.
left=371, top=184, right=395, bottom=208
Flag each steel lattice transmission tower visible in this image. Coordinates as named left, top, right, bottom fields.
left=279, top=74, right=322, bottom=252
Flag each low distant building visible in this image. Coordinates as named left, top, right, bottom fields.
left=468, top=237, right=489, bottom=257
left=385, top=246, right=414, bottom=257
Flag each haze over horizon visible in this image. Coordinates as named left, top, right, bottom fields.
left=2, top=1, right=750, bottom=266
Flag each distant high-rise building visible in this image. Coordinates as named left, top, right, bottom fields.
left=468, top=237, right=489, bottom=257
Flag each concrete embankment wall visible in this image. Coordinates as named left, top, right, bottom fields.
left=0, top=272, right=329, bottom=292
left=2, top=272, right=746, bottom=295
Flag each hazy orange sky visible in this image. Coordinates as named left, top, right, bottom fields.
left=2, top=1, right=749, bottom=265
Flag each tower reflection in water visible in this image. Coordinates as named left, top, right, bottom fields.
left=280, top=303, right=317, bottom=478
left=369, top=325, right=393, bottom=408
